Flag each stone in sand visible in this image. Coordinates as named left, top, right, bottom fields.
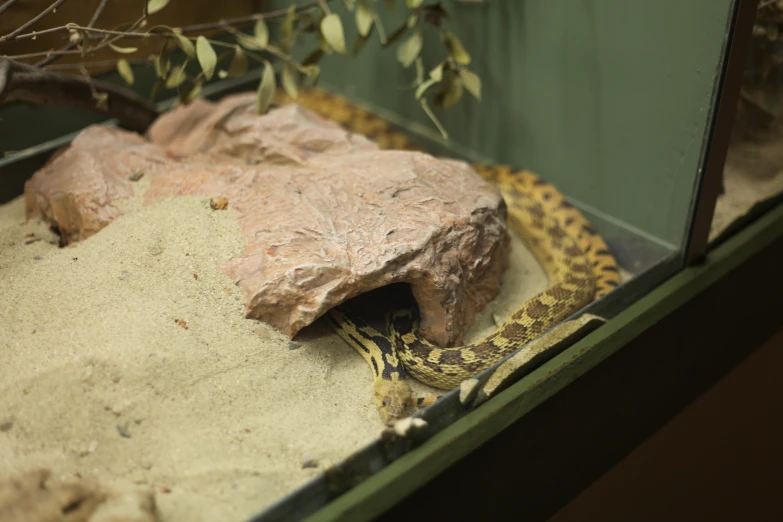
left=24, top=93, right=509, bottom=346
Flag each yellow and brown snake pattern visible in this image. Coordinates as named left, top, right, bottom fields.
left=277, top=89, right=622, bottom=425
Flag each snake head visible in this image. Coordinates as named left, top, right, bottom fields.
left=374, top=376, right=415, bottom=426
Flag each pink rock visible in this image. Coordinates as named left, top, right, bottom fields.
left=24, top=94, right=509, bottom=346
left=23, top=128, right=169, bottom=243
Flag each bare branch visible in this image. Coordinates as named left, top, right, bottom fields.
left=86, top=0, right=110, bottom=28
left=43, top=57, right=149, bottom=71
left=0, top=0, right=70, bottom=43
left=178, top=0, right=328, bottom=34
left=317, top=0, right=332, bottom=16
left=5, top=0, right=328, bottom=65
left=6, top=0, right=329, bottom=45
left=36, top=0, right=109, bottom=67
left=0, top=0, right=21, bottom=17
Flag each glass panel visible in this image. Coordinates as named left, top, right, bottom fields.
left=308, top=0, right=732, bottom=274
left=710, top=2, right=783, bottom=249
left=0, top=2, right=740, bottom=521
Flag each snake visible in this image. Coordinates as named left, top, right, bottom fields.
left=275, top=89, right=622, bottom=425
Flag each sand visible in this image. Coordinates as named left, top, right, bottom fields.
left=1, top=153, right=773, bottom=521
left=710, top=163, right=783, bottom=241
left=0, top=186, right=547, bottom=522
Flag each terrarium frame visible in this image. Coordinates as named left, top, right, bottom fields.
left=0, top=0, right=774, bottom=521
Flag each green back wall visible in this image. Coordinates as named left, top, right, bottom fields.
left=277, top=0, right=733, bottom=247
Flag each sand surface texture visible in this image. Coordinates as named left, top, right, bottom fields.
left=0, top=185, right=546, bottom=522
left=4, top=128, right=770, bottom=521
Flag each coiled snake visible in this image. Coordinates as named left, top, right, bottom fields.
left=278, top=89, right=621, bottom=425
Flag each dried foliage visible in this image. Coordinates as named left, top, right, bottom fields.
left=0, top=0, right=482, bottom=138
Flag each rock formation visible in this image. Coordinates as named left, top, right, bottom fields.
left=24, top=93, right=509, bottom=345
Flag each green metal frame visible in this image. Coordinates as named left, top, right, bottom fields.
left=305, top=199, right=783, bottom=522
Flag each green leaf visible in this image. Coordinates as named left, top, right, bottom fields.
left=116, top=58, right=134, bottom=85
left=343, top=0, right=356, bottom=10
left=196, top=36, right=217, bottom=81
left=321, top=13, right=347, bottom=55
left=302, top=65, right=320, bottom=81
left=414, top=57, right=424, bottom=84
left=109, top=43, right=138, bottom=54
left=317, top=30, right=332, bottom=54
left=281, top=5, right=297, bottom=50
left=281, top=63, right=299, bottom=99
left=415, top=78, right=437, bottom=99
left=396, top=31, right=422, bottom=68
left=227, top=45, right=248, bottom=77
left=420, top=98, right=448, bottom=139
left=435, top=71, right=463, bottom=109
left=254, top=17, right=269, bottom=48
left=175, top=34, right=195, bottom=58
left=182, top=82, right=202, bottom=104
left=460, top=69, right=481, bottom=101
left=165, top=63, right=188, bottom=88
left=153, top=48, right=169, bottom=79
left=235, top=32, right=265, bottom=51
left=356, top=0, right=374, bottom=38
left=145, top=24, right=175, bottom=34
left=430, top=62, right=444, bottom=81
left=255, top=61, right=276, bottom=114
left=147, top=0, right=169, bottom=15
left=406, top=0, right=424, bottom=7
left=150, top=78, right=164, bottom=100
left=443, top=32, right=471, bottom=65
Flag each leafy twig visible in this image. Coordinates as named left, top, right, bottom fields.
left=178, top=0, right=330, bottom=34
left=36, top=0, right=109, bottom=67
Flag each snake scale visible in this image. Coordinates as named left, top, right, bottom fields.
left=277, top=89, right=622, bottom=425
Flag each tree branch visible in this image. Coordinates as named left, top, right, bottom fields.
left=0, top=0, right=21, bottom=17
left=43, top=57, right=149, bottom=71
left=36, top=0, right=109, bottom=67
left=0, top=57, right=159, bottom=133
left=1, top=0, right=69, bottom=42
left=178, top=0, right=327, bottom=33
left=4, top=0, right=328, bottom=44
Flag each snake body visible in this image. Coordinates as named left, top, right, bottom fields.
left=278, top=89, right=621, bottom=425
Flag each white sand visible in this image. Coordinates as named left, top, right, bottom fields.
left=1, top=152, right=772, bottom=520
left=0, top=189, right=547, bottom=522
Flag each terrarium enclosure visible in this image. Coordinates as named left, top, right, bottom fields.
left=0, top=1, right=764, bottom=522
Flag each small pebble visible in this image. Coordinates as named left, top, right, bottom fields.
left=210, top=197, right=229, bottom=210
left=117, top=423, right=132, bottom=438
left=0, top=418, right=14, bottom=432
left=301, top=454, right=319, bottom=469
